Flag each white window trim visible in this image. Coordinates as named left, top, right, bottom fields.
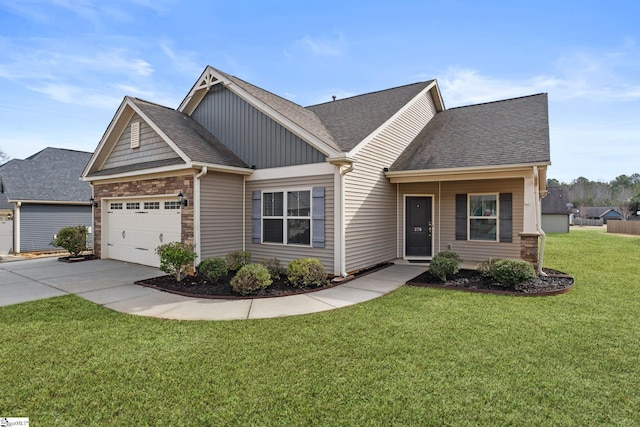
left=468, top=193, right=499, bottom=242
left=262, top=187, right=313, bottom=247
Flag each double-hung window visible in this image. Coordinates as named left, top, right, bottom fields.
left=469, top=194, right=498, bottom=241
left=262, top=190, right=311, bottom=245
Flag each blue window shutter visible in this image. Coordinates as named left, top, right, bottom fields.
left=252, top=191, right=261, bottom=243
left=312, top=187, right=325, bottom=248
left=455, top=194, right=467, bottom=240
left=499, top=193, right=513, bottom=243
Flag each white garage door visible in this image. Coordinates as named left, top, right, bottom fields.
left=105, top=198, right=181, bottom=267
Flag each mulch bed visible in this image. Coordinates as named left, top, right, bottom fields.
left=58, top=254, right=96, bottom=263
left=407, top=268, right=574, bottom=296
left=136, top=262, right=393, bottom=300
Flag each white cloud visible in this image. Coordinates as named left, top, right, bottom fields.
left=439, top=43, right=640, bottom=107
left=159, top=41, right=203, bottom=76
left=295, top=34, right=346, bottom=57
left=30, top=83, right=123, bottom=109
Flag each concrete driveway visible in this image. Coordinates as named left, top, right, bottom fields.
left=0, top=257, right=426, bottom=320
left=0, top=257, right=161, bottom=307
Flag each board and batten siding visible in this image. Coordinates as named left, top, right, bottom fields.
left=191, top=85, right=326, bottom=169
left=438, top=179, right=524, bottom=262
left=199, top=172, right=245, bottom=259
left=19, top=204, right=92, bottom=252
left=102, top=113, right=180, bottom=170
left=344, top=91, right=438, bottom=273
left=245, top=174, right=335, bottom=273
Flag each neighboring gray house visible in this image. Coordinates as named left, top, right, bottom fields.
left=580, top=207, right=623, bottom=225
left=82, top=66, right=551, bottom=273
left=541, top=187, right=571, bottom=233
left=0, top=148, right=93, bottom=254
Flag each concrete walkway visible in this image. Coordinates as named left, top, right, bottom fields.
left=0, top=257, right=426, bottom=320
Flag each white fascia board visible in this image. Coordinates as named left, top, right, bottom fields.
left=82, top=97, right=133, bottom=178
left=81, top=164, right=193, bottom=183
left=246, top=162, right=336, bottom=181
left=386, top=162, right=551, bottom=183
left=348, top=81, right=439, bottom=158
left=190, top=162, right=254, bottom=176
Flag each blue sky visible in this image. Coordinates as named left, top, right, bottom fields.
left=1, top=0, right=638, bottom=182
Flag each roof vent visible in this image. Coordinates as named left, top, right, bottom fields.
left=332, top=95, right=336, bottom=101
left=130, top=121, right=140, bottom=149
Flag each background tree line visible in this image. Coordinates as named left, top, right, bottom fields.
left=547, top=174, right=640, bottom=219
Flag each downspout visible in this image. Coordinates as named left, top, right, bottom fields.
left=242, top=175, right=246, bottom=252
left=339, top=162, right=355, bottom=277
left=15, top=202, right=21, bottom=253
left=194, top=167, right=208, bottom=261
left=533, top=166, right=547, bottom=276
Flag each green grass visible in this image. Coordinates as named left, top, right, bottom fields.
left=2, top=228, right=639, bottom=426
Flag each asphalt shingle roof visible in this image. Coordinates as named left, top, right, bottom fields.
left=307, top=81, right=434, bottom=152
left=131, top=98, right=249, bottom=169
left=0, top=147, right=92, bottom=202
left=390, top=93, right=550, bottom=171
left=542, top=187, right=571, bottom=214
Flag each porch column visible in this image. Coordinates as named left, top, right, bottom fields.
left=520, top=172, right=540, bottom=266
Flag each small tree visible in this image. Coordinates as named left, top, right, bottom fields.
left=155, top=242, right=197, bottom=282
left=53, top=225, right=88, bottom=257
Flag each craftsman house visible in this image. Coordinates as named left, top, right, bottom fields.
left=81, top=66, right=550, bottom=275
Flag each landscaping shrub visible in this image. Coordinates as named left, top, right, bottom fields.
left=436, top=250, right=462, bottom=263
left=155, top=242, right=197, bottom=282
left=226, top=250, right=251, bottom=271
left=198, top=258, right=228, bottom=283
left=231, top=263, right=272, bottom=295
left=429, top=251, right=462, bottom=282
left=478, top=258, right=499, bottom=277
left=286, top=258, right=327, bottom=288
left=260, top=258, right=282, bottom=280
left=53, top=225, right=88, bottom=257
left=489, top=258, right=536, bottom=288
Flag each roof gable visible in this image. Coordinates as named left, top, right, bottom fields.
left=391, top=94, right=550, bottom=172
left=179, top=66, right=341, bottom=157
left=0, top=148, right=92, bottom=202
left=306, top=81, right=436, bottom=152
left=84, top=97, right=248, bottom=178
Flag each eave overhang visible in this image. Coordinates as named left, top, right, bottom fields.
left=385, top=162, right=550, bottom=183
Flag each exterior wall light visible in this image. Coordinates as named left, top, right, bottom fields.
left=178, top=192, right=188, bottom=207
left=89, top=197, right=98, bottom=207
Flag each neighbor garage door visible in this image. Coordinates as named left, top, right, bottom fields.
left=105, top=198, right=181, bottom=267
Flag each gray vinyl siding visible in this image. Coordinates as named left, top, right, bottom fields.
left=103, top=113, right=180, bottom=169
left=542, top=214, right=569, bottom=233
left=191, top=85, right=326, bottom=169
left=200, top=172, right=245, bottom=259
left=438, top=179, right=524, bottom=262
left=344, top=91, right=438, bottom=273
left=19, top=204, right=92, bottom=252
left=245, top=174, right=335, bottom=273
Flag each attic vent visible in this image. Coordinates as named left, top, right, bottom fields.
left=130, top=121, right=140, bottom=149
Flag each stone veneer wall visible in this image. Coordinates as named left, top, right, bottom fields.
left=92, top=175, right=194, bottom=259
left=519, top=233, right=539, bottom=267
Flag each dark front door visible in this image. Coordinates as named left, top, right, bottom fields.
left=406, top=196, right=432, bottom=257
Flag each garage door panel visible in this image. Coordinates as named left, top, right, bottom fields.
left=105, top=198, right=181, bottom=267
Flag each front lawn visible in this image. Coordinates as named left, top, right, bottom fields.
left=1, top=228, right=639, bottom=425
